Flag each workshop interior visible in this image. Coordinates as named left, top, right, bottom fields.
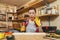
left=0, top=0, right=60, bottom=40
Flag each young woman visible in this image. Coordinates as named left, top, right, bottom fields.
left=22, top=8, right=41, bottom=32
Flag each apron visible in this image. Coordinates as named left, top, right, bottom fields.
left=26, top=20, right=36, bottom=32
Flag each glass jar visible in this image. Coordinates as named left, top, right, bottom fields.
left=46, top=7, right=52, bottom=14
left=40, top=8, right=46, bottom=15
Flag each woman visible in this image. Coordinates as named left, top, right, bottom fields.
left=22, top=7, right=41, bottom=32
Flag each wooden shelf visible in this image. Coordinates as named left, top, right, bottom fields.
left=7, top=12, right=15, bottom=14
left=17, top=0, right=56, bottom=14
left=0, top=14, right=6, bottom=16
left=0, top=19, right=21, bottom=22
left=17, top=0, right=42, bottom=13
left=8, top=20, right=18, bottom=22
left=0, top=27, right=6, bottom=28
left=0, top=30, right=4, bottom=31
left=0, top=20, right=6, bottom=21
left=8, top=20, right=25, bottom=22
left=39, top=14, right=59, bottom=17
left=18, top=20, right=25, bottom=22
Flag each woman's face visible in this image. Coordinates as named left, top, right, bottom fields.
left=29, top=10, right=36, bottom=18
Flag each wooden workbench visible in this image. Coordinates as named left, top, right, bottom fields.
left=13, top=33, right=49, bottom=40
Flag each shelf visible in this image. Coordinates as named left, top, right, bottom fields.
left=39, top=14, right=59, bottom=17
left=8, top=20, right=18, bottom=22
left=17, top=0, right=56, bottom=14
left=0, top=20, right=6, bottom=21
left=8, top=20, right=25, bottom=22
left=18, top=18, right=25, bottom=22
left=0, top=27, right=7, bottom=32
left=18, top=20, right=25, bottom=22
left=7, top=12, right=15, bottom=14
left=17, top=0, right=43, bottom=14
left=0, top=14, right=6, bottom=16
left=0, top=20, right=18, bottom=22
left=12, top=20, right=18, bottom=22
left=0, top=26, right=6, bottom=28
left=0, top=30, right=7, bottom=32
left=0, top=20, right=19, bottom=22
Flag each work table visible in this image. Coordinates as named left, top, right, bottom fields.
left=13, top=33, right=49, bottom=40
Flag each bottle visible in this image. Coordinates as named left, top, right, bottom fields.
left=52, top=6, right=56, bottom=14
left=56, top=5, right=59, bottom=14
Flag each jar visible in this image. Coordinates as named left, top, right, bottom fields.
left=40, top=8, right=46, bottom=15
left=47, top=8, right=52, bottom=14
left=52, top=8, right=56, bottom=14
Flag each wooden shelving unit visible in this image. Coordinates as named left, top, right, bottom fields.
left=0, top=12, right=19, bottom=32
left=7, top=12, right=21, bottom=30
left=0, top=4, right=18, bottom=32
left=0, top=12, right=6, bottom=31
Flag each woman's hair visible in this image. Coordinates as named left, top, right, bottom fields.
left=29, top=7, right=36, bottom=13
